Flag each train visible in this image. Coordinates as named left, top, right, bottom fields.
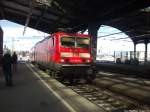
left=30, top=32, right=96, bottom=83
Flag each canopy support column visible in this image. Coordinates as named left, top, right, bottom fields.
left=144, top=40, right=148, bottom=62
left=88, top=23, right=100, bottom=62
left=133, top=42, right=137, bottom=59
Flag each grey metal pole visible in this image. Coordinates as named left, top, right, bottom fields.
left=144, top=42, right=148, bottom=62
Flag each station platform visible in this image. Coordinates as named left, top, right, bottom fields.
left=95, top=62, right=150, bottom=77
left=0, top=62, right=101, bottom=112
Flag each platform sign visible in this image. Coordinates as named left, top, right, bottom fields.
left=35, top=0, right=53, bottom=6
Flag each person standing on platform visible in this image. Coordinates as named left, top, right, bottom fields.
left=2, top=51, right=13, bottom=86
left=12, top=51, right=18, bottom=72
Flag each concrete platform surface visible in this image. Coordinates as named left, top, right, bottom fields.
left=0, top=62, right=71, bottom=112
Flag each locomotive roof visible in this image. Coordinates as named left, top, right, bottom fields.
left=34, top=32, right=90, bottom=46
left=35, top=36, right=49, bottom=45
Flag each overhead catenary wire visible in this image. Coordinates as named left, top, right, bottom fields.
left=110, top=33, right=150, bottom=41
left=98, top=29, right=135, bottom=38
left=98, top=29, right=150, bottom=38
left=98, top=28, right=150, bottom=43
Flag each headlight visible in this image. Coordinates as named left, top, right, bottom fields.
left=79, top=53, right=90, bottom=58
left=60, top=59, right=65, bottom=62
left=86, top=59, right=90, bottom=63
left=61, top=52, right=73, bottom=57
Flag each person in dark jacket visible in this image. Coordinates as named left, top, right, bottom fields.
left=2, top=51, right=13, bottom=86
left=12, top=51, right=18, bottom=72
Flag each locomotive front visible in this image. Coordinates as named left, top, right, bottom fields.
left=55, top=32, right=95, bottom=82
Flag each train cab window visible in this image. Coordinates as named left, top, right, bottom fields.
left=76, top=37, right=90, bottom=48
left=49, top=36, right=54, bottom=47
left=61, top=36, right=75, bottom=47
left=51, top=37, right=54, bottom=47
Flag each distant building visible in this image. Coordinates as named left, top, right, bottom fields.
left=0, top=26, right=3, bottom=64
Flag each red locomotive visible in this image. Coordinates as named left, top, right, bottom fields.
left=31, top=32, right=96, bottom=83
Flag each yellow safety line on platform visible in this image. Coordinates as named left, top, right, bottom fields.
left=26, top=63, right=77, bottom=112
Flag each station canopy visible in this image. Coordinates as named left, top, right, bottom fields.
left=0, top=0, right=150, bottom=43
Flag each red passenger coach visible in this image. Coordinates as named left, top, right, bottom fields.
left=31, top=32, right=95, bottom=83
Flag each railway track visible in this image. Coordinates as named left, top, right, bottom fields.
left=65, top=81, right=150, bottom=112
left=98, top=71, right=150, bottom=87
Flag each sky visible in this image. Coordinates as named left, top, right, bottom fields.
left=97, top=25, right=134, bottom=55
left=0, top=20, right=48, bottom=51
left=97, top=25, right=149, bottom=55
left=0, top=20, right=148, bottom=55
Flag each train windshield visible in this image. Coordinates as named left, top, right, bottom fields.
left=61, top=36, right=90, bottom=48
left=61, top=37, right=75, bottom=47
left=76, top=37, right=90, bottom=48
